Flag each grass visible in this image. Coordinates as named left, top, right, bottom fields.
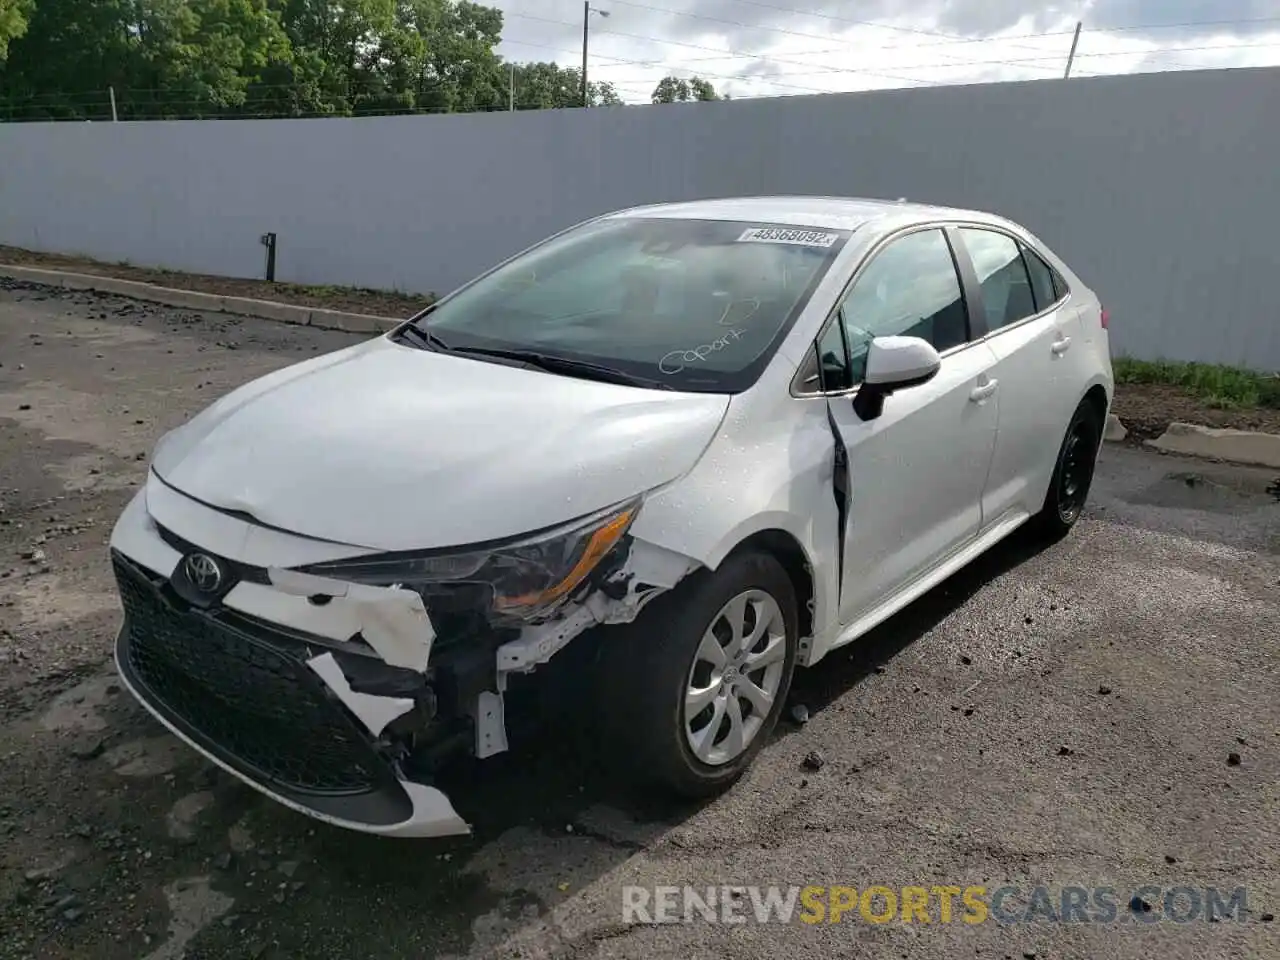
left=1114, top=357, right=1280, bottom=410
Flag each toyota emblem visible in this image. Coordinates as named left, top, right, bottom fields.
left=182, top=552, right=224, bottom=594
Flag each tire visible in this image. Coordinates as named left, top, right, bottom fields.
left=1034, top=398, right=1103, bottom=541
left=598, top=550, right=799, bottom=799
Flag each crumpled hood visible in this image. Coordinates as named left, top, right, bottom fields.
left=151, top=337, right=729, bottom=552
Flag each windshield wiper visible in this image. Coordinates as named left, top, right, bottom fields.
left=449, top=346, right=675, bottom=390
left=394, top=323, right=453, bottom=352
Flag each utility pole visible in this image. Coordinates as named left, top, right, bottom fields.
left=582, top=1, right=590, bottom=107
left=509, top=63, right=515, bottom=111
left=582, top=3, right=609, bottom=107
left=109, top=86, right=118, bottom=122
left=1063, top=21, right=1082, bottom=78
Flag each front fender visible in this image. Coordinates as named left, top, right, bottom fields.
left=627, top=394, right=841, bottom=653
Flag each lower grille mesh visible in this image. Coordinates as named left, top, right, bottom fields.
left=113, top=555, right=389, bottom=796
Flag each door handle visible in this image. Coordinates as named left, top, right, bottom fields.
left=969, top=379, right=999, bottom=403
left=1051, top=335, right=1072, bottom=355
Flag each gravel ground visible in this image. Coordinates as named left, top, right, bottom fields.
left=1, top=280, right=1278, bottom=960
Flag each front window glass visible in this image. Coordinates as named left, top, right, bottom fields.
left=840, top=229, right=968, bottom=384
left=413, top=217, right=851, bottom=392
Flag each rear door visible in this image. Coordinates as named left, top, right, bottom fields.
left=950, top=227, right=1085, bottom=525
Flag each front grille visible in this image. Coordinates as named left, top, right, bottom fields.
left=113, top=554, right=393, bottom=797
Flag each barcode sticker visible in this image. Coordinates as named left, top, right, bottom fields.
left=737, top=227, right=839, bottom=247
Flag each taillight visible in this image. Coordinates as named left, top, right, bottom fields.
left=1099, top=306, right=1110, bottom=329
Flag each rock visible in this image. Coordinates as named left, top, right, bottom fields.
left=71, top=738, right=105, bottom=761
left=1057, top=745, right=1074, bottom=757
left=1261, top=913, right=1274, bottom=922
left=801, top=751, right=825, bottom=772
left=959, top=655, right=972, bottom=665
left=18, top=403, right=31, bottom=411
left=790, top=704, right=810, bottom=725
left=1164, top=855, right=1177, bottom=864
left=1227, top=752, right=1241, bottom=766
left=1129, top=895, right=1152, bottom=914
left=1098, top=685, right=1112, bottom=695
left=1023, top=615, right=1034, bottom=624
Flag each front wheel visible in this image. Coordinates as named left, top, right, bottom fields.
left=599, top=550, right=799, bottom=798
left=1034, top=399, right=1103, bottom=541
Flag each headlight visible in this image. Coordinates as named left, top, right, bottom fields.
left=300, top=501, right=639, bottom=623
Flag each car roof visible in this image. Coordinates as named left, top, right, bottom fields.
left=605, top=195, right=1000, bottom=232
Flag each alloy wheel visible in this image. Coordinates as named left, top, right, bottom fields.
left=683, top=589, right=788, bottom=767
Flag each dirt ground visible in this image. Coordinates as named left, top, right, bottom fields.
left=1, top=279, right=1278, bottom=960
left=0, top=246, right=432, bottom=320
left=1111, top=383, right=1280, bottom=442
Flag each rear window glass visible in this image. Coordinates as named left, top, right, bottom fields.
left=1020, top=245, right=1060, bottom=311
left=416, top=217, right=851, bottom=393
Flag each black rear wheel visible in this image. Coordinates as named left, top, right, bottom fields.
left=1035, top=399, right=1103, bottom=540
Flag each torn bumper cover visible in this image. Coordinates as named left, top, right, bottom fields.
left=108, top=486, right=695, bottom=837
left=111, top=550, right=472, bottom=837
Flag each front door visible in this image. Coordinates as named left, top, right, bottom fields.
left=822, top=227, right=1000, bottom=628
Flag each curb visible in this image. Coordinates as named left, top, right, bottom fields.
left=0, top=264, right=403, bottom=335
left=1143, top=421, right=1280, bottom=470
left=1107, top=413, right=1280, bottom=469
left=1104, top=414, right=1127, bottom=443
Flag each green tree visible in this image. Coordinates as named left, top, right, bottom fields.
left=504, top=61, right=620, bottom=110
left=0, top=0, right=138, bottom=119
left=396, top=0, right=504, bottom=114
left=269, top=0, right=397, bottom=114
left=651, top=74, right=720, bottom=103
left=130, top=0, right=292, bottom=116
left=0, top=0, right=33, bottom=60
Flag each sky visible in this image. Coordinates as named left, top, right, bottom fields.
left=489, top=0, right=1280, bottom=102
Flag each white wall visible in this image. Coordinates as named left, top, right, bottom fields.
left=2, top=66, right=1278, bottom=369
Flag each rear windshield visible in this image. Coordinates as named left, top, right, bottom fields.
left=414, top=216, right=851, bottom=392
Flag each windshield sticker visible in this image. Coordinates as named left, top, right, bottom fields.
left=737, top=227, right=839, bottom=248
left=659, top=328, right=747, bottom=375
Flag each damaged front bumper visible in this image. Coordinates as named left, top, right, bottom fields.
left=108, top=483, right=694, bottom=837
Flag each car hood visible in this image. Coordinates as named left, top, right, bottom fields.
left=151, top=337, right=729, bottom=552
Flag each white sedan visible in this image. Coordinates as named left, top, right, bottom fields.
left=109, top=196, right=1113, bottom=837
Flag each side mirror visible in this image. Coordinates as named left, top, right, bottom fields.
left=853, top=335, right=941, bottom=421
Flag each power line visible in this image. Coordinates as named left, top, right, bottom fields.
left=1093, top=14, right=1280, bottom=33
left=581, top=0, right=1065, bottom=75
left=501, top=8, right=938, bottom=85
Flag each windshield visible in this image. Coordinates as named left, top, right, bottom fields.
left=411, top=216, right=851, bottom=393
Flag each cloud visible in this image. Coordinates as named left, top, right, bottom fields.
left=492, top=0, right=1280, bottom=102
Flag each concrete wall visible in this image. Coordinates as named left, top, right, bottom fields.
left=2, top=66, right=1278, bottom=369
